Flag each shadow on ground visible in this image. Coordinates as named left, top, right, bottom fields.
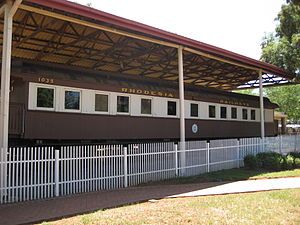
left=0, top=181, right=228, bottom=225
left=2, top=168, right=299, bottom=225
left=140, top=168, right=281, bottom=186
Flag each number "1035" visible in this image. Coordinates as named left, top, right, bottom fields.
left=38, top=77, right=54, bottom=84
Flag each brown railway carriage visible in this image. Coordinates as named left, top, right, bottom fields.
left=8, top=61, right=278, bottom=145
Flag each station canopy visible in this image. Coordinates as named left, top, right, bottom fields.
left=0, top=0, right=298, bottom=90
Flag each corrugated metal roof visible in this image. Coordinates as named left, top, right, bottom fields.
left=0, top=0, right=296, bottom=90
left=24, top=0, right=294, bottom=79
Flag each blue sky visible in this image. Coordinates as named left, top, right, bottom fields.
left=71, top=0, right=284, bottom=60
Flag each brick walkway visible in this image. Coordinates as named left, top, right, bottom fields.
left=1, top=177, right=299, bottom=225
left=0, top=182, right=221, bottom=225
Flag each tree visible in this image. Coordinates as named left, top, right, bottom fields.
left=261, top=1, right=300, bottom=76
left=261, top=1, right=300, bottom=122
left=233, top=89, right=257, bottom=96
left=265, top=85, right=300, bottom=122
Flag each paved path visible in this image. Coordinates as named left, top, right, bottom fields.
left=168, top=177, right=300, bottom=198
left=0, top=177, right=299, bottom=225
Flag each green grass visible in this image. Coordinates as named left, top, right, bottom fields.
left=250, top=169, right=300, bottom=179
left=39, top=189, right=300, bottom=225
left=143, top=168, right=300, bottom=185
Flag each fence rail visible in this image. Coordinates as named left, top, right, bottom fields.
left=0, top=134, right=299, bottom=204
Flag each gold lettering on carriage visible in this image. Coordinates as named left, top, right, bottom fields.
left=220, top=99, right=250, bottom=107
left=38, top=77, right=54, bottom=84
left=121, top=88, right=174, bottom=98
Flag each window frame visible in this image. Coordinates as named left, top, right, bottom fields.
left=242, top=108, right=248, bottom=120
left=167, top=100, right=177, bottom=116
left=94, top=92, right=110, bottom=114
left=250, top=109, right=256, bottom=120
left=35, top=85, right=56, bottom=111
left=220, top=106, right=227, bottom=119
left=231, top=107, right=237, bottom=119
left=116, top=94, right=130, bottom=114
left=190, top=103, right=199, bottom=118
left=208, top=105, right=216, bottom=118
left=63, top=88, right=82, bottom=112
left=140, top=97, right=153, bottom=116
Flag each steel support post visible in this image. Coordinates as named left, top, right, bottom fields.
left=259, top=70, right=265, bottom=151
left=0, top=1, right=13, bottom=200
left=0, top=0, right=22, bottom=200
left=178, top=46, right=186, bottom=176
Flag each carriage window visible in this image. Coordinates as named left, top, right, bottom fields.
left=37, top=87, right=54, bottom=108
left=209, top=105, right=216, bottom=118
left=117, top=96, right=129, bottom=113
left=168, top=101, right=177, bottom=116
left=251, top=109, right=256, bottom=120
left=65, top=90, right=80, bottom=110
left=242, top=108, right=248, bottom=120
left=190, top=103, right=198, bottom=117
left=220, top=106, right=227, bottom=119
left=231, top=107, right=237, bottom=119
left=95, top=94, right=108, bottom=112
left=141, top=98, right=151, bottom=115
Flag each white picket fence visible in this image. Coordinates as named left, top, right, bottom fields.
left=0, top=134, right=299, bottom=204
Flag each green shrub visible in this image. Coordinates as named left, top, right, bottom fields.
left=264, top=154, right=282, bottom=171
left=252, top=152, right=284, bottom=171
left=244, top=155, right=258, bottom=169
left=288, top=152, right=300, bottom=159
left=281, top=155, right=294, bottom=170
left=287, top=152, right=300, bottom=168
left=256, top=152, right=266, bottom=168
left=295, top=158, right=300, bottom=168
left=256, top=152, right=283, bottom=170
left=244, top=151, right=300, bottom=171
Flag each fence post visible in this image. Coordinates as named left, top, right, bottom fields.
left=179, top=141, right=186, bottom=176
left=261, top=138, right=265, bottom=152
left=295, top=134, right=297, bottom=152
left=174, top=144, right=178, bottom=176
left=279, top=135, right=282, bottom=154
left=206, top=142, right=210, bottom=173
left=237, top=140, right=240, bottom=168
left=124, top=147, right=128, bottom=188
left=0, top=147, right=7, bottom=204
left=54, top=149, right=60, bottom=197
left=297, top=134, right=299, bottom=152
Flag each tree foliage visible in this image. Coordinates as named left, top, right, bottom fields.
left=261, top=1, right=300, bottom=76
left=233, top=89, right=257, bottom=96
left=261, top=1, right=300, bottom=122
left=265, top=85, right=300, bottom=122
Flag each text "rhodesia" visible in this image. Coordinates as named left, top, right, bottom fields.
left=121, top=88, right=174, bottom=98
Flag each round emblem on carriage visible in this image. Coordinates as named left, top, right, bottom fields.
left=192, top=124, right=198, bottom=133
